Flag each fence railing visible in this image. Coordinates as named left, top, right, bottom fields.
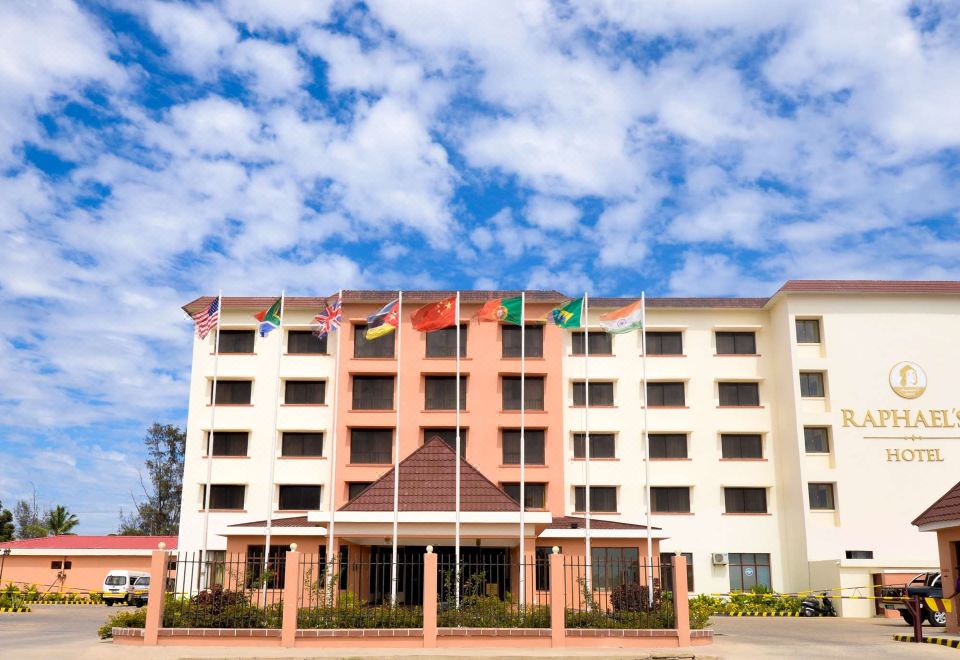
left=437, top=556, right=550, bottom=628
left=162, top=552, right=284, bottom=629
left=563, top=556, right=674, bottom=629
left=297, top=553, right=423, bottom=628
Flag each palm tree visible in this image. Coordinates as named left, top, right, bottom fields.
left=46, top=506, right=79, bottom=536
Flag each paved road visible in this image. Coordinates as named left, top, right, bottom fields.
left=0, top=606, right=956, bottom=658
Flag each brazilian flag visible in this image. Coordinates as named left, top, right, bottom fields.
left=551, top=298, right=583, bottom=328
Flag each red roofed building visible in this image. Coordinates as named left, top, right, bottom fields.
left=0, top=536, right=177, bottom=595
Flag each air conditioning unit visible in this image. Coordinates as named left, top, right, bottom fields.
left=712, top=553, right=729, bottom=566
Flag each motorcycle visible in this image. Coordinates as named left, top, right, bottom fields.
left=800, top=592, right=837, bottom=617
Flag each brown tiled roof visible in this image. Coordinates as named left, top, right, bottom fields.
left=546, top=516, right=659, bottom=531
left=591, top=297, right=768, bottom=309
left=777, top=280, right=960, bottom=295
left=912, top=479, right=960, bottom=528
left=230, top=516, right=319, bottom=529
left=340, top=437, right=520, bottom=512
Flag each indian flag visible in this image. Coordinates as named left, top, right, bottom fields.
left=599, top=300, right=643, bottom=334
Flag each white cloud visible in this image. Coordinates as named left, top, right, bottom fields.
left=142, top=1, right=238, bottom=78
left=524, top=196, right=581, bottom=233
left=230, top=39, right=308, bottom=99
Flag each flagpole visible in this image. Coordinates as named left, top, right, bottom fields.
left=200, top=290, right=222, bottom=590
left=642, top=291, right=653, bottom=601
left=263, top=291, right=285, bottom=600
left=390, top=291, right=403, bottom=606
left=583, top=292, right=592, bottom=595
left=518, top=290, right=526, bottom=607
left=454, top=290, right=462, bottom=609
left=326, top=290, right=343, bottom=604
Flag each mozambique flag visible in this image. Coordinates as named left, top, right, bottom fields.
left=254, top=297, right=282, bottom=337
left=366, top=299, right=399, bottom=339
left=551, top=298, right=583, bottom=328
left=411, top=296, right=456, bottom=332
left=478, top=296, right=522, bottom=324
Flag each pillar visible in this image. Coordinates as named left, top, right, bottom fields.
left=281, top=545, right=300, bottom=647
left=549, top=548, right=565, bottom=647
left=143, top=544, right=169, bottom=645
left=423, top=548, right=438, bottom=648
left=672, top=554, right=690, bottom=647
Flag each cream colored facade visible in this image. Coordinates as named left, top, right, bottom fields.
left=178, top=283, right=960, bottom=617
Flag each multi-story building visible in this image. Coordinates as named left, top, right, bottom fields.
left=178, top=281, right=960, bottom=615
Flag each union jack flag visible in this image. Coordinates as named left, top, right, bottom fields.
left=192, top=297, right=220, bottom=340
left=311, top=296, right=342, bottom=339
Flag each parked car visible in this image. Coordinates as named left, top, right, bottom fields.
left=102, top=570, right=149, bottom=606
left=880, top=572, right=946, bottom=626
left=129, top=575, right=150, bottom=608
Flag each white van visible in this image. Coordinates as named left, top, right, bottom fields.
left=102, top=570, right=149, bottom=606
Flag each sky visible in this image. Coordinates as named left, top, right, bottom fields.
left=1, top=0, right=959, bottom=534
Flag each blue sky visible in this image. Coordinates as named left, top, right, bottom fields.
left=1, top=1, right=959, bottom=534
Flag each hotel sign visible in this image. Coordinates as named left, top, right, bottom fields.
left=840, top=362, right=960, bottom=462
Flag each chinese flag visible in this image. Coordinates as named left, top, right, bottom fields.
left=411, top=295, right=457, bottom=332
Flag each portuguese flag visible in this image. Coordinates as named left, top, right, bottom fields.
left=478, top=296, right=522, bottom=325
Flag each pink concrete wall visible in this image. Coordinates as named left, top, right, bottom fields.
left=1, top=554, right=151, bottom=593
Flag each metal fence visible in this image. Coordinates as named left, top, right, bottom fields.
left=438, top=555, right=550, bottom=628
left=162, top=552, right=285, bottom=629
left=296, top=553, right=424, bottom=628
left=563, top=556, right=674, bottom=629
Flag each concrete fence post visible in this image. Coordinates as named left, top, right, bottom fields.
left=143, top=544, right=169, bottom=645
left=281, top=546, right=300, bottom=647
left=423, top=548, right=438, bottom=648
left=549, top=548, right=565, bottom=647
left=672, top=554, right=690, bottom=647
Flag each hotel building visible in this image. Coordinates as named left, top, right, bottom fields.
left=178, top=281, right=960, bottom=615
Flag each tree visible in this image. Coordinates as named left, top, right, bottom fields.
left=46, top=505, right=79, bottom=536
left=14, top=490, right=47, bottom=539
left=0, top=500, right=14, bottom=541
left=118, top=423, right=185, bottom=536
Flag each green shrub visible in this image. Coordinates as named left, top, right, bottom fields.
left=0, top=592, right=24, bottom=609
left=690, top=589, right=801, bottom=616
left=688, top=597, right=712, bottom=629
left=89, top=591, right=103, bottom=603
left=98, top=608, right=146, bottom=639
left=437, top=595, right=549, bottom=628
left=298, top=604, right=423, bottom=628
left=565, top=607, right=674, bottom=629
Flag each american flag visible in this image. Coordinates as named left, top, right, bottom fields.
left=192, top=298, right=220, bottom=340
left=311, top=296, right=342, bottom=339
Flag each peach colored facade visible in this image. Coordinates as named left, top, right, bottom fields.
left=0, top=553, right=151, bottom=593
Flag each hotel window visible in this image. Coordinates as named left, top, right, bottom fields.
left=285, top=380, right=325, bottom=404
left=808, top=483, right=836, bottom=510
left=425, top=325, right=467, bottom=357
left=424, top=376, right=467, bottom=410
left=352, top=376, right=394, bottom=410
left=716, top=331, right=756, bottom=355
left=503, top=483, right=547, bottom=509
left=799, top=372, right=825, bottom=398
left=348, top=482, right=373, bottom=501
left=649, top=433, right=688, bottom=459
left=572, top=381, right=614, bottom=406
left=502, top=429, right=545, bottom=465
left=575, top=486, right=617, bottom=512
left=796, top=318, right=821, bottom=344
left=573, top=433, right=616, bottom=458
left=502, top=376, right=545, bottom=410
left=591, top=547, right=639, bottom=590
left=203, top=485, right=245, bottom=510
left=278, top=485, right=321, bottom=511
left=217, top=330, right=255, bottom=354
left=646, top=331, right=683, bottom=355
left=728, top=553, right=771, bottom=591
left=423, top=428, right=467, bottom=457
left=535, top=547, right=553, bottom=590
left=208, top=431, right=248, bottom=457
left=719, top=382, right=760, bottom=407
left=281, top=432, right=323, bottom=457
left=721, top=434, right=763, bottom=459
left=660, top=552, right=694, bottom=592
left=647, top=382, right=685, bottom=407
left=353, top=324, right=395, bottom=358
left=502, top=324, right=543, bottom=358
left=349, top=429, right=393, bottom=464
left=651, top=487, right=691, bottom=513
left=804, top=427, right=830, bottom=453
left=212, top=380, right=252, bottom=404
left=51, top=560, right=73, bottom=570
left=724, top=487, right=767, bottom=514
left=572, top=331, right=612, bottom=356
left=288, top=330, right=327, bottom=354
left=246, top=545, right=285, bottom=589
left=845, top=550, right=873, bottom=560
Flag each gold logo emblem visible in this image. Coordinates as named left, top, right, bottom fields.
left=889, top=361, right=926, bottom=399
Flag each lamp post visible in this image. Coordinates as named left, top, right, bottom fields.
left=0, top=548, right=10, bottom=585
